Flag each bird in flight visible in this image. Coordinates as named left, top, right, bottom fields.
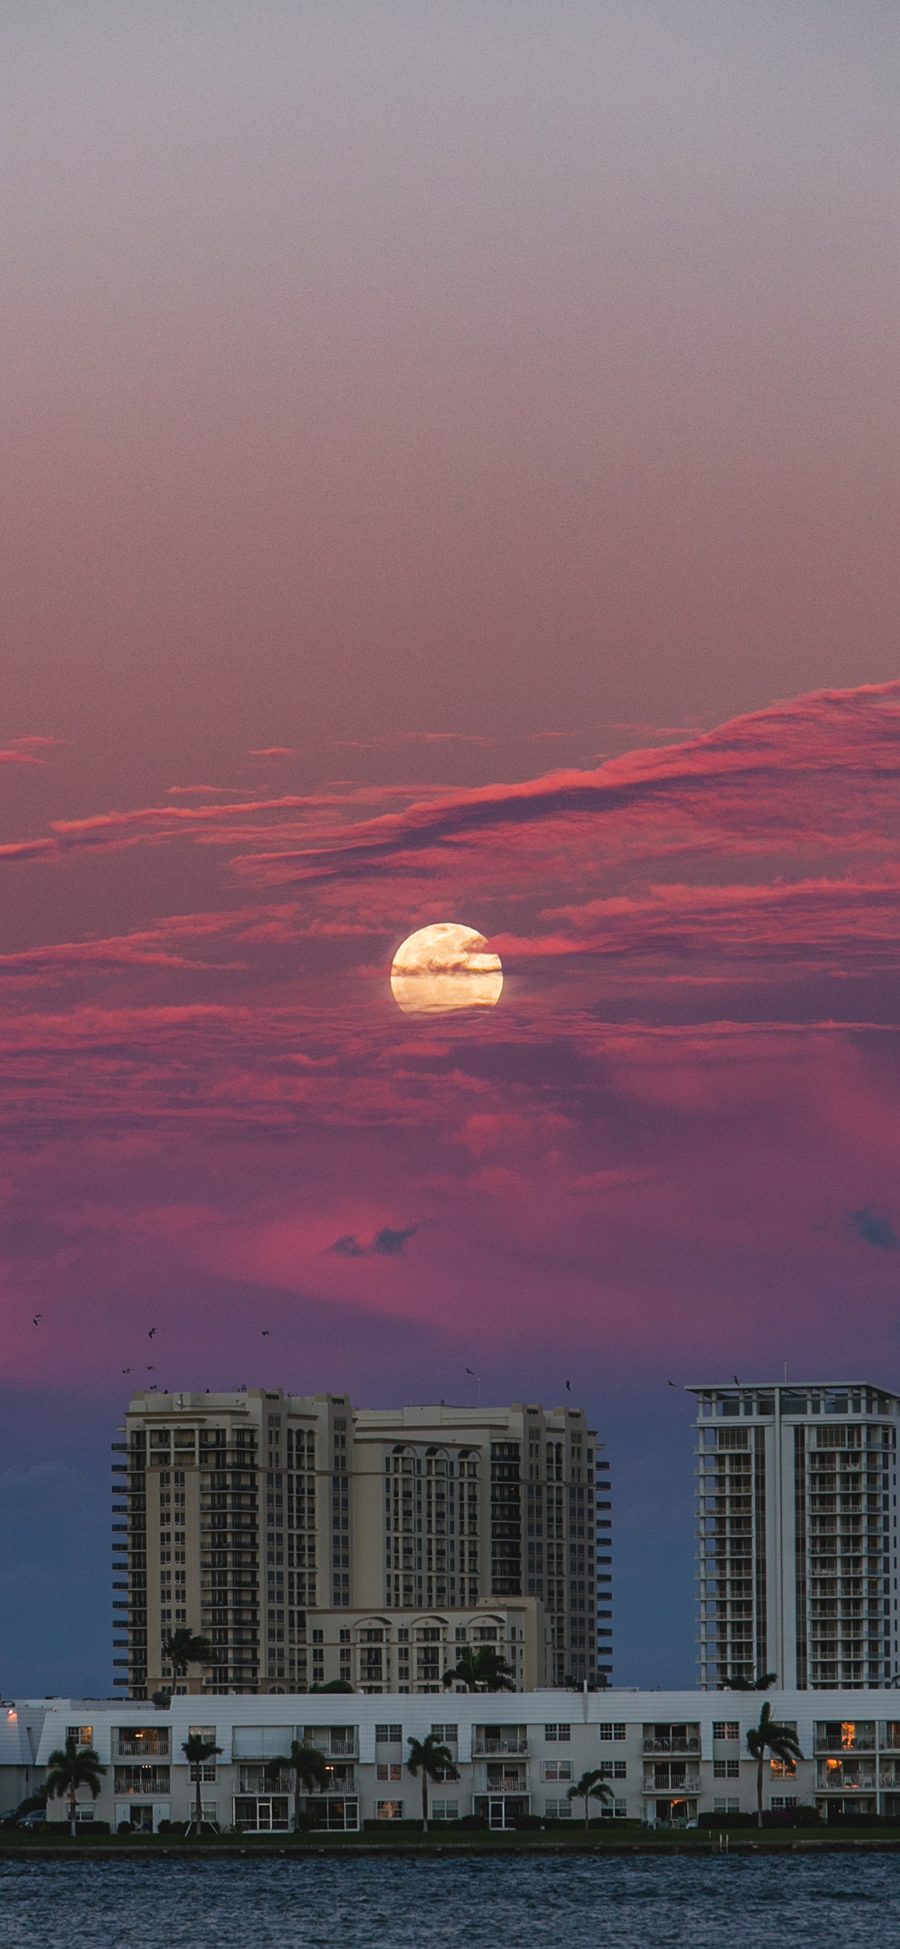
left=565, top=1380, right=572, bottom=1392
left=32, top=1314, right=41, bottom=1325
left=465, top=1367, right=476, bottom=1376
left=146, top=1363, right=155, bottom=1371
left=667, top=1380, right=676, bottom=1388
left=122, top=1367, right=132, bottom=1374
left=261, top=1330, right=270, bottom=1337
left=148, top=1327, right=157, bottom=1339
left=733, top=1374, right=740, bottom=1386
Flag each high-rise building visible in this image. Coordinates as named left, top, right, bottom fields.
left=113, top=1391, right=611, bottom=1697
left=690, top=1381, right=900, bottom=1690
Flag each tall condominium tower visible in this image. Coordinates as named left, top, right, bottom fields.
left=691, top=1381, right=900, bottom=1690
left=113, top=1391, right=611, bottom=1697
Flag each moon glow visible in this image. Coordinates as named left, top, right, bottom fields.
left=390, top=922, right=504, bottom=1015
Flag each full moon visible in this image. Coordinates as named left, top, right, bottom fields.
left=390, top=922, right=504, bottom=1015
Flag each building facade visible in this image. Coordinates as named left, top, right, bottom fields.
left=115, top=1391, right=611, bottom=1696
left=7, top=1688, right=900, bottom=1833
left=691, top=1382, right=900, bottom=1689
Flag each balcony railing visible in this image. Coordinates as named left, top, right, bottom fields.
left=476, top=1765, right=528, bottom=1790
left=643, top=1774, right=701, bottom=1794
left=116, top=1736, right=170, bottom=1759
left=113, top=1768, right=172, bottom=1795
left=642, top=1737, right=700, bottom=1754
left=815, top=1736, right=875, bottom=1753
left=472, top=1736, right=528, bottom=1756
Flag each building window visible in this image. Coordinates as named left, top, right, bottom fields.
left=544, top=1724, right=571, bottom=1742
left=376, top=1763, right=402, bottom=1782
left=713, top=1798, right=740, bottom=1813
left=712, top=1722, right=739, bottom=1741
left=543, top=1760, right=573, bottom=1782
left=544, top=1798, right=572, bottom=1819
left=375, top=1724, right=402, bottom=1743
left=713, top=1760, right=740, bottom=1779
left=376, top=1800, right=404, bottom=1820
left=597, top=1724, right=626, bottom=1742
left=431, top=1800, right=458, bottom=1822
left=66, top=1726, right=93, bottom=1748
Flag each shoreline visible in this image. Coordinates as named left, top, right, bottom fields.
left=4, top=1831, right=900, bottom=1862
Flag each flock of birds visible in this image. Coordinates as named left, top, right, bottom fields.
left=29, top=1313, right=710, bottom=1397
left=28, top=1314, right=277, bottom=1391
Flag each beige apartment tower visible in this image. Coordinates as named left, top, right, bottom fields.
left=113, top=1391, right=612, bottom=1697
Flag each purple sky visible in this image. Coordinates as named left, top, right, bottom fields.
left=2, top=2, right=900, bottom=1696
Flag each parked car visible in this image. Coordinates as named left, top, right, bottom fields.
left=17, top=1809, right=46, bottom=1829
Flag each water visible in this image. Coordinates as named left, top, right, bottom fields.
left=0, top=1852, right=895, bottom=1949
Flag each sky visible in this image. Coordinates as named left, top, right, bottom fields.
left=2, top=0, right=900, bottom=1697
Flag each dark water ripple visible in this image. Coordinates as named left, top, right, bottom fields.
left=0, top=1853, right=896, bottom=1948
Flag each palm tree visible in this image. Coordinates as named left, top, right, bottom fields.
left=722, top=1671, right=777, bottom=1691
left=182, top=1734, right=222, bottom=1833
left=567, top=1769, right=613, bottom=1832
left=161, top=1628, right=213, bottom=1685
left=441, top=1646, right=516, bottom=1693
left=44, top=1738, right=106, bottom=1837
left=265, top=1740, right=329, bottom=1831
left=746, top=1701, right=802, bottom=1827
left=406, top=1733, right=458, bottom=1830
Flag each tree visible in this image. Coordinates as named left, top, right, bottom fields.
left=309, top=1679, right=354, bottom=1694
left=567, top=1769, right=613, bottom=1832
left=265, top=1740, right=329, bottom=1831
left=722, top=1671, right=777, bottom=1691
left=181, top=1735, right=223, bottom=1833
left=406, top=1733, right=458, bottom=1830
left=746, top=1701, right=802, bottom=1827
left=441, top=1646, right=516, bottom=1693
left=44, top=1738, right=106, bottom=1838
left=161, top=1629, right=213, bottom=1682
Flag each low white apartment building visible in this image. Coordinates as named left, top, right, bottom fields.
left=6, top=1689, right=900, bottom=1832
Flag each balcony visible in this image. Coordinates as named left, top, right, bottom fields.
left=304, top=1732, right=358, bottom=1760
left=475, top=1765, right=528, bottom=1793
left=472, top=1733, right=528, bottom=1756
left=815, top=1729, right=875, bottom=1753
left=116, top=1732, right=170, bottom=1759
left=643, top=1773, right=701, bottom=1794
left=113, top=1766, right=172, bottom=1795
left=816, top=1766, right=876, bottom=1791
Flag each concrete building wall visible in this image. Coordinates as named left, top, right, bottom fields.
left=10, top=1688, right=900, bottom=1831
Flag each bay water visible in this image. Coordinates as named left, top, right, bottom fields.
left=0, top=1851, right=894, bottom=1948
